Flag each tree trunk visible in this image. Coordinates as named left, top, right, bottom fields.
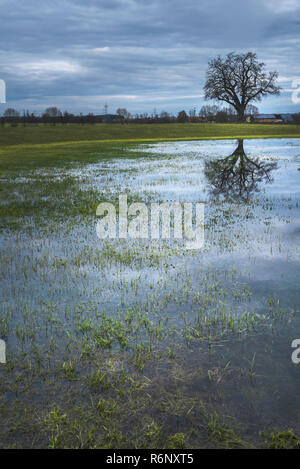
left=232, top=103, right=245, bottom=122
left=237, top=109, right=245, bottom=122
left=234, top=139, right=244, bottom=155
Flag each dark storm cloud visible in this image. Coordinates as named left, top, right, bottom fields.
left=0, top=0, right=300, bottom=114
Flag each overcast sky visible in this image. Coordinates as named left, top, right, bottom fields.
left=1, top=0, right=300, bottom=115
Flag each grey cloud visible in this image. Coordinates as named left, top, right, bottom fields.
left=0, top=0, right=299, bottom=114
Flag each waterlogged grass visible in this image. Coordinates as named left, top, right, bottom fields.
left=0, top=138, right=300, bottom=448
left=269, top=430, right=300, bottom=449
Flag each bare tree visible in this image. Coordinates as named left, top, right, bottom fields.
left=160, top=111, right=170, bottom=123
left=177, top=110, right=188, bottom=123
left=116, top=108, right=130, bottom=122
left=245, top=104, right=259, bottom=116
left=215, top=110, right=229, bottom=123
left=43, top=106, right=62, bottom=117
left=199, top=104, right=220, bottom=121
left=204, top=52, right=280, bottom=121
left=4, top=108, right=19, bottom=117
left=292, top=113, right=300, bottom=124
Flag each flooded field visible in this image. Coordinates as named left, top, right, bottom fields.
left=0, top=138, right=300, bottom=448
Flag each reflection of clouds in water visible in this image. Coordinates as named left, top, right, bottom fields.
left=134, top=138, right=300, bottom=161
left=3, top=138, right=297, bottom=205
left=61, top=138, right=300, bottom=203
left=1, top=138, right=300, bottom=349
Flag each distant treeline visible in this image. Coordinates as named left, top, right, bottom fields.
left=1, top=105, right=300, bottom=126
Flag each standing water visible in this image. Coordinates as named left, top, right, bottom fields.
left=0, top=138, right=300, bottom=448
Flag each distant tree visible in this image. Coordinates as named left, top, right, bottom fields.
left=22, top=110, right=33, bottom=126
left=245, top=104, right=259, bottom=116
left=188, top=108, right=199, bottom=122
left=43, top=106, right=62, bottom=117
left=116, top=108, right=129, bottom=118
left=42, top=107, right=62, bottom=126
left=292, top=113, right=300, bottom=124
left=4, top=108, right=19, bottom=117
left=160, top=111, right=171, bottom=123
left=223, top=106, right=238, bottom=122
left=177, top=110, right=188, bottom=123
left=116, top=108, right=130, bottom=122
left=215, top=110, right=229, bottom=123
left=204, top=52, right=280, bottom=121
left=86, top=112, right=96, bottom=124
left=199, top=105, right=220, bottom=121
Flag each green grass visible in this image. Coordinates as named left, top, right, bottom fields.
left=268, top=430, right=300, bottom=449
left=1, top=122, right=300, bottom=146
left=0, top=141, right=127, bottom=172
left=0, top=122, right=299, bottom=173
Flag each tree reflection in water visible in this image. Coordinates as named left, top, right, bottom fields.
left=204, top=139, right=278, bottom=201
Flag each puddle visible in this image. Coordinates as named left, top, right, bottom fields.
left=0, top=138, right=300, bottom=447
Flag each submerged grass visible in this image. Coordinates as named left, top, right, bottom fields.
left=0, top=134, right=300, bottom=448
